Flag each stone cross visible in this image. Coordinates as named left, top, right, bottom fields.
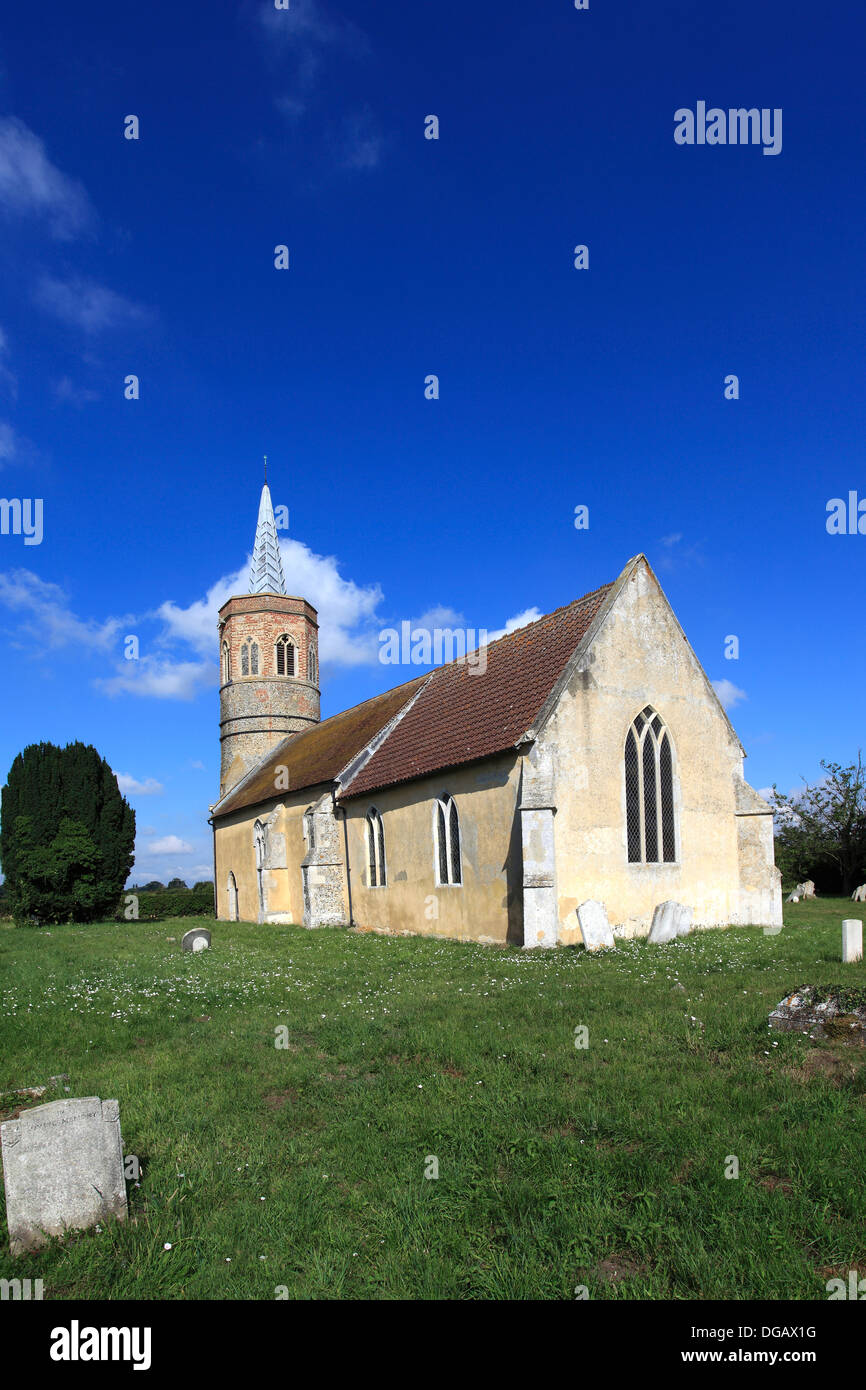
left=1, top=1098, right=128, bottom=1255
left=577, top=900, right=615, bottom=951
left=842, top=919, right=863, bottom=964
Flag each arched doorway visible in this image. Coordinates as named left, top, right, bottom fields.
left=227, top=871, right=239, bottom=922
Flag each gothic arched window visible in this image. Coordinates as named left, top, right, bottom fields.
left=309, top=645, right=317, bottom=685
left=275, top=634, right=295, bottom=677
left=625, top=706, right=677, bottom=864
left=366, top=808, right=386, bottom=887
left=222, top=641, right=231, bottom=684
left=240, top=640, right=260, bottom=677
left=434, top=794, right=462, bottom=885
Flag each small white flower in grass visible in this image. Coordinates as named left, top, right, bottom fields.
left=164, top=1242, right=172, bottom=1250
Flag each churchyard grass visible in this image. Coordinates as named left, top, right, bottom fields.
left=1, top=899, right=864, bottom=1300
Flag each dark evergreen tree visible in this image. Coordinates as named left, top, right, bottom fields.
left=0, top=743, right=135, bottom=924
left=167, top=877, right=188, bottom=890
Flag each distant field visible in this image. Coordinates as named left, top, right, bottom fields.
left=1, top=900, right=864, bottom=1300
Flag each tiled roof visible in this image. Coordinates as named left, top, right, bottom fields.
left=213, top=674, right=428, bottom=816
left=212, top=574, right=618, bottom=817
left=342, top=580, right=615, bottom=799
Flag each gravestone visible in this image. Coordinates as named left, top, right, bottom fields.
left=1, top=1098, right=127, bottom=1255
left=648, top=900, right=692, bottom=944
left=577, top=900, right=615, bottom=952
left=182, top=928, right=211, bottom=953
left=769, top=986, right=866, bottom=1042
left=842, top=919, right=863, bottom=964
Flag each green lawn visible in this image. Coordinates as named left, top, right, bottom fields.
left=1, top=900, right=864, bottom=1300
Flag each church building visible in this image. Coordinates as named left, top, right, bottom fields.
left=209, top=486, right=782, bottom=946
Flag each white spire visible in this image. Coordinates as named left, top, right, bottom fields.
left=249, top=483, right=288, bottom=595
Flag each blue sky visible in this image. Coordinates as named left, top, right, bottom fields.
left=0, top=0, right=863, bottom=885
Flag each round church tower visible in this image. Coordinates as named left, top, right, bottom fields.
left=218, top=483, right=320, bottom=798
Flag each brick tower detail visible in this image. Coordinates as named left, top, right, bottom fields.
left=218, top=483, right=320, bottom=797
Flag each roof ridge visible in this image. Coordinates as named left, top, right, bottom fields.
left=476, top=580, right=615, bottom=655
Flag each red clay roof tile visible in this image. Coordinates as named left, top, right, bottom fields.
left=342, top=580, right=614, bottom=799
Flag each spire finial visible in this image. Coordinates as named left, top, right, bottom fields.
left=264, top=453, right=268, bottom=485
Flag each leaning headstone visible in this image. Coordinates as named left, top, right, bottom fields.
left=182, top=928, right=211, bottom=953
left=1, top=1098, right=127, bottom=1255
left=674, top=904, right=693, bottom=937
left=577, top=900, right=615, bottom=951
left=648, top=901, right=692, bottom=943
left=842, top=920, right=863, bottom=964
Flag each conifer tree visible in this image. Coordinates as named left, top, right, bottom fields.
left=0, top=742, right=135, bottom=924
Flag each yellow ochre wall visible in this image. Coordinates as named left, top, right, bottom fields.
left=343, top=752, right=523, bottom=945
left=546, top=561, right=774, bottom=942
left=213, top=781, right=332, bottom=924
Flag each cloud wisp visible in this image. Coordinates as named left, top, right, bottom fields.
left=0, top=117, right=96, bottom=240
left=35, top=275, right=152, bottom=335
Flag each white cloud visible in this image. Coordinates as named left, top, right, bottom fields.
left=0, top=569, right=122, bottom=650
left=0, top=117, right=95, bottom=240
left=256, top=0, right=379, bottom=173
left=712, top=678, right=747, bottom=711
left=256, top=0, right=366, bottom=55
left=655, top=534, right=705, bottom=572
left=115, top=773, right=164, bottom=796
left=146, top=835, right=193, bottom=855
left=0, top=420, right=18, bottom=462
left=99, top=658, right=216, bottom=702
left=0, top=327, right=17, bottom=399
left=35, top=275, right=151, bottom=334
left=54, top=375, right=100, bottom=406
left=159, top=537, right=384, bottom=669
left=487, top=606, right=543, bottom=642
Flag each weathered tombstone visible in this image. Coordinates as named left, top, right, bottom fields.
left=851, top=884, right=866, bottom=904
left=842, top=919, right=863, bottom=964
left=769, top=986, right=866, bottom=1041
left=182, top=928, right=211, bottom=953
left=787, top=880, right=816, bottom=903
left=1, top=1098, right=127, bottom=1255
left=648, top=901, right=692, bottom=944
left=674, top=904, right=693, bottom=937
left=577, top=900, right=615, bottom=951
